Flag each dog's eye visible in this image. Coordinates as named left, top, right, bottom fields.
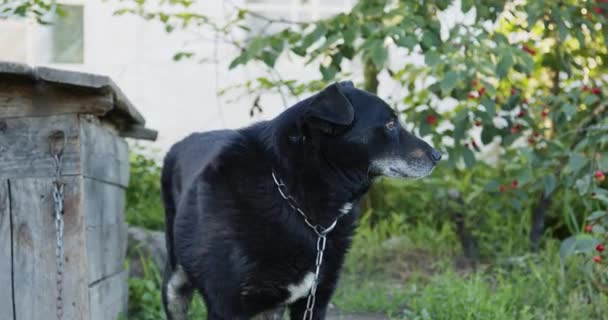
left=385, top=120, right=396, bottom=130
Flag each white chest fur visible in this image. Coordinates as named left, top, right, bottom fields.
left=339, top=202, right=353, bottom=214
left=285, top=272, right=315, bottom=304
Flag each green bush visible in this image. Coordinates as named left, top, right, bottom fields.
left=126, top=149, right=164, bottom=230
left=128, top=255, right=207, bottom=319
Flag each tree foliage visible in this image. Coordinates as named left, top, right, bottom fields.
left=118, top=0, right=608, bottom=287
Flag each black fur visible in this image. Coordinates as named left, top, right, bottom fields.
left=161, top=82, right=440, bottom=319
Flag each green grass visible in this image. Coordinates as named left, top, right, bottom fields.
left=333, top=240, right=608, bottom=319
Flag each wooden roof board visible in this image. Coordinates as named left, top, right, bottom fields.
left=0, top=61, right=157, bottom=141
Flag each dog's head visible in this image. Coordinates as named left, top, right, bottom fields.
left=292, top=81, right=441, bottom=180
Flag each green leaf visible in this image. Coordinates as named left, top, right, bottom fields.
left=343, top=28, right=356, bottom=44
left=421, top=29, right=440, bottom=49
left=369, top=42, right=387, bottom=69
left=260, top=50, right=279, bottom=67
left=543, top=174, right=557, bottom=197
left=584, top=94, right=599, bottom=106
left=559, top=236, right=576, bottom=261
left=320, top=65, right=337, bottom=81
left=462, top=147, right=476, bottom=168
left=484, top=180, right=500, bottom=192
left=575, top=176, right=591, bottom=196
left=247, top=37, right=267, bottom=56
left=481, top=125, right=497, bottom=145
left=481, top=96, right=495, bottom=118
left=567, top=154, right=587, bottom=173
left=461, top=0, right=474, bottom=12
left=228, top=54, right=247, bottom=69
left=396, top=35, right=418, bottom=50
left=587, top=211, right=607, bottom=221
left=440, top=71, right=459, bottom=95
left=560, top=234, right=601, bottom=261
left=172, top=51, right=194, bottom=61
left=424, top=51, right=440, bottom=67
left=496, top=52, right=513, bottom=78
left=419, top=120, right=431, bottom=137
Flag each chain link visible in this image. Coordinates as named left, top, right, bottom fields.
left=50, top=132, right=66, bottom=320
left=271, top=172, right=344, bottom=320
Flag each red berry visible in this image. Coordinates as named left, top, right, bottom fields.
left=595, top=7, right=602, bottom=14
left=517, top=111, right=525, bottom=118
left=541, top=109, right=549, bottom=117
left=510, top=124, right=521, bottom=134
left=596, top=244, right=605, bottom=252
left=528, top=137, right=535, bottom=145
left=426, top=114, right=437, bottom=125
left=511, top=88, right=517, bottom=95
left=595, top=170, right=605, bottom=182
left=467, top=92, right=477, bottom=99
left=594, top=255, right=602, bottom=264
left=499, top=185, right=506, bottom=192
left=583, top=85, right=589, bottom=92
left=511, top=179, right=518, bottom=189
left=475, top=121, right=482, bottom=127
left=533, top=131, right=540, bottom=138
left=478, top=87, right=486, bottom=96
left=585, top=224, right=594, bottom=232
left=472, top=79, right=479, bottom=86
left=522, top=45, right=536, bottom=56
left=470, top=138, right=478, bottom=148
left=591, top=87, right=602, bottom=95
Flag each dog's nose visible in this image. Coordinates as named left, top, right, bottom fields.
left=430, top=149, right=442, bottom=162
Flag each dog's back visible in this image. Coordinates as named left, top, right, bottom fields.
left=161, top=130, right=238, bottom=269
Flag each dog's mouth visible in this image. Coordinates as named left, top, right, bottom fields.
left=371, top=157, right=436, bottom=180
left=389, top=167, right=410, bottom=177
left=388, top=167, right=433, bottom=180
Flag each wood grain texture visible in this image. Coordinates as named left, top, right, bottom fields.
left=11, top=177, right=90, bottom=320
left=83, top=178, right=127, bottom=283
left=80, top=118, right=130, bottom=188
left=89, top=270, right=128, bottom=320
left=0, top=114, right=81, bottom=179
left=0, top=80, right=113, bottom=119
left=0, top=180, right=14, bottom=320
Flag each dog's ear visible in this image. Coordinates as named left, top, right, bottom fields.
left=304, top=83, right=354, bottom=133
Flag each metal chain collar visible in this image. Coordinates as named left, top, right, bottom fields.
left=271, top=172, right=344, bottom=320
left=50, top=131, right=66, bottom=320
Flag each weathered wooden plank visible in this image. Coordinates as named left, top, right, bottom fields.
left=83, top=178, right=128, bottom=283
left=0, top=80, right=114, bottom=119
left=0, top=180, right=14, bottom=320
left=120, top=124, right=159, bottom=141
left=89, top=270, right=128, bottom=320
left=80, top=117, right=130, bottom=187
left=0, top=114, right=81, bottom=179
left=11, top=177, right=90, bottom=320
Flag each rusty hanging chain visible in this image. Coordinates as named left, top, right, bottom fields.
left=50, top=131, right=66, bottom=320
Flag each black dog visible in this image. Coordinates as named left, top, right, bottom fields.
left=160, top=81, right=441, bottom=319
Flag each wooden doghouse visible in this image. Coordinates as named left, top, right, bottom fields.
left=0, top=62, right=157, bottom=320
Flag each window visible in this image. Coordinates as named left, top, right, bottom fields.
left=51, top=4, right=84, bottom=63
left=244, top=0, right=352, bottom=36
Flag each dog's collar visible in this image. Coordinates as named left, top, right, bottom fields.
left=271, top=171, right=344, bottom=236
